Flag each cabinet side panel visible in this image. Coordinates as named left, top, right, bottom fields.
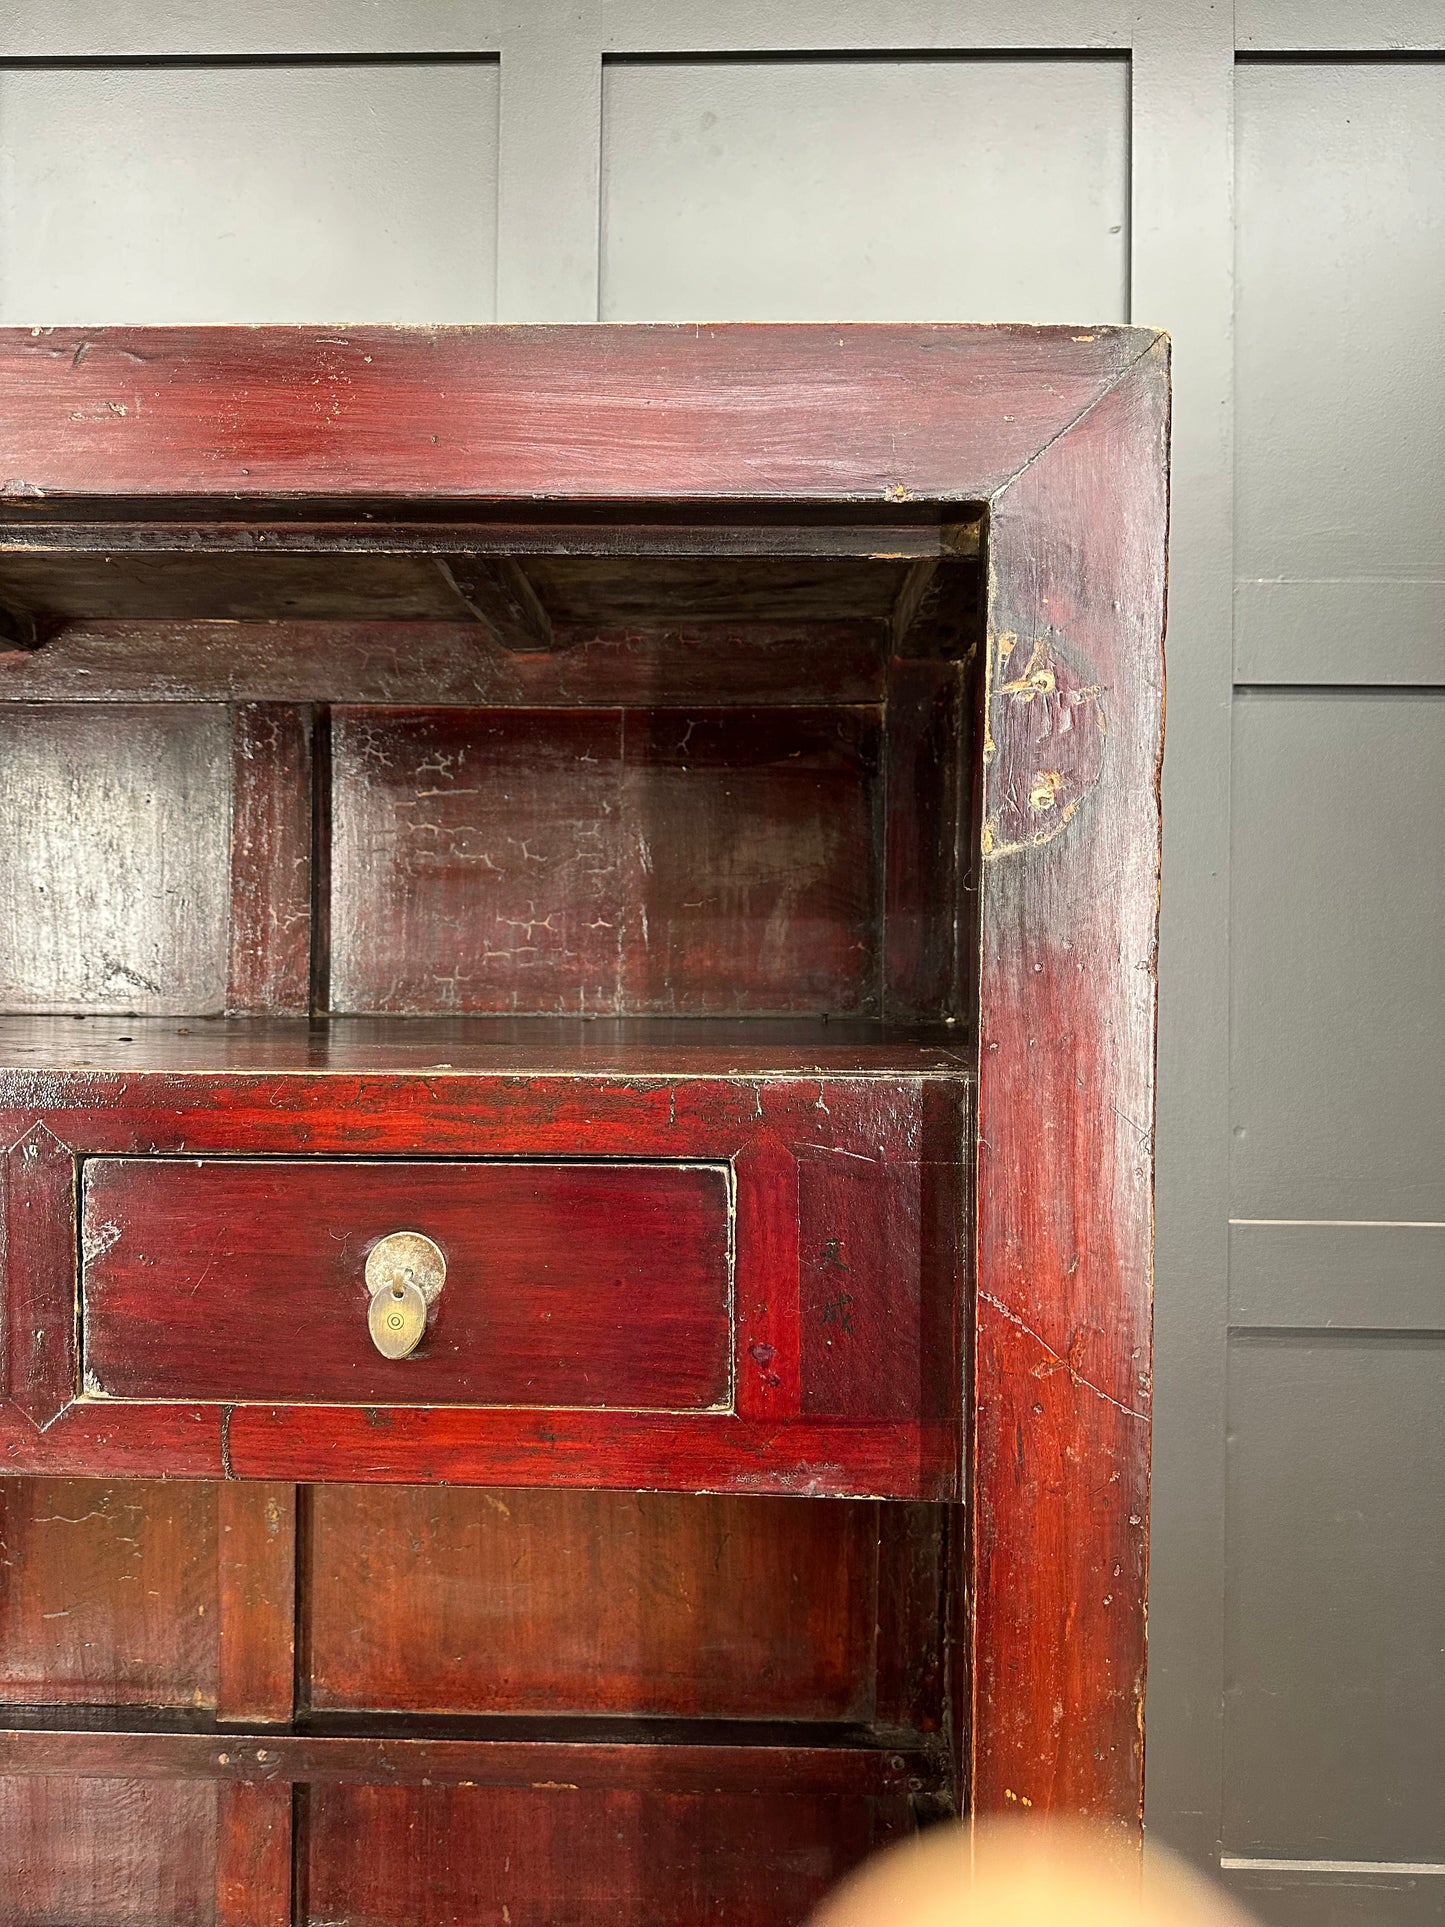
left=973, top=348, right=1166, bottom=1827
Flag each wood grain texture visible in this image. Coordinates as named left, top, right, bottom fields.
left=440, top=553, right=555, bottom=649
left=0, top=1719, right=935, bottom=1799
left=883, top=656, right=969, bottom=1021
left=226, top=705, right=312, bottom=1017
left=0, top=703, right=231, bottom=1015
left=0, top=617, right=890, bottom=709
left=303, top=1782, right=909, bottom=1927
left=970, top=339, right=1168, bottom=1828
left=0, top=1013, right=971, bottom=1077
left=216, top=1484, right=295, bottom=1726
left=1, top=1122, right=77, bottom=1431
left=328, top=705, right=881, bottom=1017
left=620, top=708, right=882, bottom=1015
left=6, top=1056, right=964, bottom=1492
left=0, top=324, right=1167, bottom=1846
left=83, top=1158, right=734, bottom=1411
left=307, top=1489, right=877, bottom=1720
left=0, top=1478, right=218, bottom=1709
left=215, top=1780, right=290, bottom=1927
left=0, top=324, right=1151, bottom=502
left=0, top=1776, right=217, bottom=1927
left=329, top=706, right=624, bottom=1015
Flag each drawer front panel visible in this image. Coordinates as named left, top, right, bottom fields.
left=81, top=1159, right=732, bottom=1411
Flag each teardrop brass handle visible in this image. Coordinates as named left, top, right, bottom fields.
left=365, top=1231, right=446, bottom=1360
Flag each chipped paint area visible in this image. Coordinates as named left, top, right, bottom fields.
left=981, top=630, right=1106, bottom=858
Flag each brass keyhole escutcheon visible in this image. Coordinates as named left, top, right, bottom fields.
left=365, top=1231, right=446, bottom=1360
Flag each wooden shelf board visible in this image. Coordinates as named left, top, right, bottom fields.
left=0, top=1014, right=974, bottom=1080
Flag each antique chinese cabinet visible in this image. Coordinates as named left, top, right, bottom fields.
left=0, top=325, right=1167, bottom=1923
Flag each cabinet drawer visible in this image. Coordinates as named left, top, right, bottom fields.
left=2, top=1057, right=965, bottom=1496
left=81, top=1159, right=732, bottom=1411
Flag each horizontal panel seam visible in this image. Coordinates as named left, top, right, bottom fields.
left=1221, top=1856, right=1445, bottom=1878
left=1230, top=1217, right=1445, bottom=1229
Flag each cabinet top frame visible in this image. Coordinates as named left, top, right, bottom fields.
left=0, top=322, right=1169, bottom=1836
left=0, top=320, right=1161, bottom=507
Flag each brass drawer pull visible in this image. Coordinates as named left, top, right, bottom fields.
left=365, top=1231, right=446, bottom=1360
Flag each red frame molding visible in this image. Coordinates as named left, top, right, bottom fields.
left=0, top=323, right=1169, bottom=1832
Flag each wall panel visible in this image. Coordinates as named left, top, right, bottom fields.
left=0, top=60, right=499, bottom=324
left=600, top=55, right=1128, bottom=322
left=1224, top=1337, right=1445, bottom=1861
left=1231, top=691, right=1445, bottom=1224
left=1234, top=60, right=1445, bottom=684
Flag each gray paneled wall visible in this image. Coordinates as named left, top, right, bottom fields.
left=0, top=7, right=1441, bottom=1921
left=599, top=55, right=1128, bottom=322
left=1223, top=54, right=1445, bottom=1920
left=1234, top=60, right=1445, bottom=685
left=0, top=60, right=500, bottom=323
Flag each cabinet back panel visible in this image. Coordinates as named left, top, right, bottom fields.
left=0, top=1479, right=219, bottom=1709
left=0, top=704, right=230, bottom=1015
left=305, top=1783, right=906, bottom=1927
left=306, top=1488, right=877, bottom=1721
left=0, top=1777, right=216, bottom=1927
left=327, top=706, right=882, bottom=1017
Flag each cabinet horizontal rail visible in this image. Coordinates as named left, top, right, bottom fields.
left=0, top=513, right=979, bottom=561
left=0, top=1712, right=943, bottom=1798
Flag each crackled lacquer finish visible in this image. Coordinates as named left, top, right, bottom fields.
left=0, top=325, right=1167, bottom=1867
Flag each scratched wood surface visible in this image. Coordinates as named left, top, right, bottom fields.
left=83, top=1157, right=735, bottom=1410
left=970, top=337, right=1168, bottom=1828
left=0, top=703, right=231, bottom=1015
left=303, top=1783, right=911, bottom=1927
left=306, top=1489, right=881, bottom=1721
left=0, top=1479, right=219, bottom=1709
left=0, top=323, right=1145, bottom=502
left=9, top=1069, right=967, bottom=1495
left=0, top=325, right=1166, bottom=1906
left=0, top=1776, right=218, bottom=1926
left=327, top=704, right=884, bottom=1017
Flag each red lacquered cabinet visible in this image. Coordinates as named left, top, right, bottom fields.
left=0, top=324, right=1167, bottom=1922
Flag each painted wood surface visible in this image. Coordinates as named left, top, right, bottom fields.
left=302, top=1783, right=909, bottom=1927
left=971, top=337, right=1168, bottom=1828
left=0, top=1777, right=218, bottom=1927
left=83, top=1158, right=735, bottom=1411
left=328, top=704, right=884, bottom=1017
left=4, top=1064, right=966, bottom=1498
left=0, top=323, right=1146, bottom=501
left=0, top=325, right=1167, bottom=1875
left=307, top=1488, right=881, bottom=1721
left=0, top=1479, right=219, bottom=1710
left=0, top=1719, right=936, bottom=1800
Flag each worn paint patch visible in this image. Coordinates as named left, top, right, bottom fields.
left=981, top=630, right=1106, bottom=858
